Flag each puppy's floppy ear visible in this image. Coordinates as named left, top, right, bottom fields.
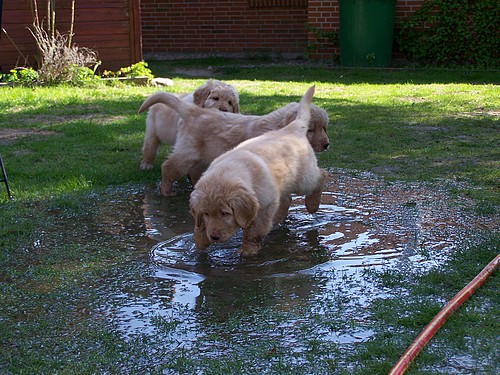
left=189, top=192, right=210, bottom=249
left=227, top=185, right=259, bottom=229
left=193, top=80, right=214, bottom=106
left=310, top=104, right=328, bottom=128
left=233, top=102, right=241, bottom=113
left=230, top=87, right=241, bottom=113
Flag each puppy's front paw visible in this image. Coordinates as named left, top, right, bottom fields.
left=305, top=170, right=327, bottom=213
left=305, top=192, right=321, bottom=213
left=160, top=185, right=177, bottom=196
left=140, top=160, right=154, bottom=170
left=238, top=241, right=261, bottom=257
left=160, top=181, right=176, bottom=197
left=193, top=230, right=210, bottom=250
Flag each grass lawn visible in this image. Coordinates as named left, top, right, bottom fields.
left=0, top=60, right=498, bottom=374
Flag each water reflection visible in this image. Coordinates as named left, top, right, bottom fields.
left=154, top=266, right=205, bottom=308
left=102, top=170, right=493, bottom=350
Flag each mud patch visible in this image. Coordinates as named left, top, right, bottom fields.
left=458, top=109, right=500, bottom=118
left=0, top=128, right=62, bottom=145
left=13, top=113, right=125, bottom=126
left=172, top=67, right=215, bottom=77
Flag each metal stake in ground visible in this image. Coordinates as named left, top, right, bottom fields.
left=0, top=156, right=13, bottom=200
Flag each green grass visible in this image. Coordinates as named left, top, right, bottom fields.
left=0, top=60, right=499, bottom=373
left=1, top=68, right=498, bottom=203
left=359, top=235, right=499, bottom=374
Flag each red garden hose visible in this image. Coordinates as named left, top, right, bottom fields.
left=389, top=253, right=500, bottom=375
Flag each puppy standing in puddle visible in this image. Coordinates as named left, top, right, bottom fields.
left=189, top=86, right=328, bottom=256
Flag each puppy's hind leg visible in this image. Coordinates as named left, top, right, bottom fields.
left=187, top=163, right=207, bottom=186
left=160, top=153, right=197, bottom=196
left=140, top=135, right=160, bottom=170
left=273, top=195, right=292, bottom=225
left=305, top=169, right=328, bottom=213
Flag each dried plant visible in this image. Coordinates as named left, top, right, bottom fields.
left=28, top=0, right=100, bottom=84
left=29, top=24, right=99, bottom=84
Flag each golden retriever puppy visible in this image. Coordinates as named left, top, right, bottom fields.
left=140, top=79, right=240, bottom=170
left=138, top=88, right=329, bottom=196
left=189, top=85, right=328, bottom=256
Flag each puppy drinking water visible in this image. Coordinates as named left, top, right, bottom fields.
left=189, top=86, right=328, bottom=256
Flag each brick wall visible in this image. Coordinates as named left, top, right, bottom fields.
left=306, top=0, right=339, bottom=59
left=141, top=0, right=424, bottom=60
left=0, top=0, right=426, bottom=71
left=141, top=0, right=309, bottom=58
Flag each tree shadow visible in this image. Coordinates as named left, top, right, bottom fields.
left=147, top=58, right=500, bottom=85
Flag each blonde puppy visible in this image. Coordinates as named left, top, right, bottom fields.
left=140, top=79, right=240, bottom=170
left=138, top=89, right=329, bottom=195
left=189, top=86, right=328, bottom=256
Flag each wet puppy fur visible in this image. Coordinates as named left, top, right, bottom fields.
left=189, top=86, right=328, bottom=256
left=138, top=88, right=329, bottom=196
left=140, top=79, right=240, bottom=170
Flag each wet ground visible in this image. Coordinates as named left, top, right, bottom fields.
left=128, top=172, right=490, bottom=313
left=30, top=169, right=497, bottom=372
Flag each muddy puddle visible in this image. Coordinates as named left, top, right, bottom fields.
left=87, top=170, right=493, bottom=344
left=34, top=169, right=495, bottom=371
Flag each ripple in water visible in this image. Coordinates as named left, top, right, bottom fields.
left=109, top=170, right=495, bottom=348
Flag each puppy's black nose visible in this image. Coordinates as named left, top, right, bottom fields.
left=219, top=107, right=228, bottom=112
left=323, top=143, right=329, bottom=150
left=210, top=234, right=220, bottom=241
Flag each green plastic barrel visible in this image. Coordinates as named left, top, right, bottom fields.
left=339, top=0, right=396, bottom=67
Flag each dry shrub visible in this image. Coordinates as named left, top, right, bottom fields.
left=29, top=24, right=99, bottom=84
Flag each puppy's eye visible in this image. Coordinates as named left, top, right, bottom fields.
left=212, top=96, right=219, bottom=101
left=307, top=128, right=314, bottom=133
left=221, top=211, right=231, bottom=216
left=228, top=101, right=233, bottom=106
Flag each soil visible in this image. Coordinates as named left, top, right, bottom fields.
left=0, top=128, right=61, bottom=145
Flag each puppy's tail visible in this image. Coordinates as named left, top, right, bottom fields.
left=287, top=85, right=314, bottom=134
left=138, top=91, right=192, bottom=118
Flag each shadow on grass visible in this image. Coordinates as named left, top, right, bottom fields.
left=147, top=59, right=500, bottom=85
left=1, top=88, right=498, bottom=204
